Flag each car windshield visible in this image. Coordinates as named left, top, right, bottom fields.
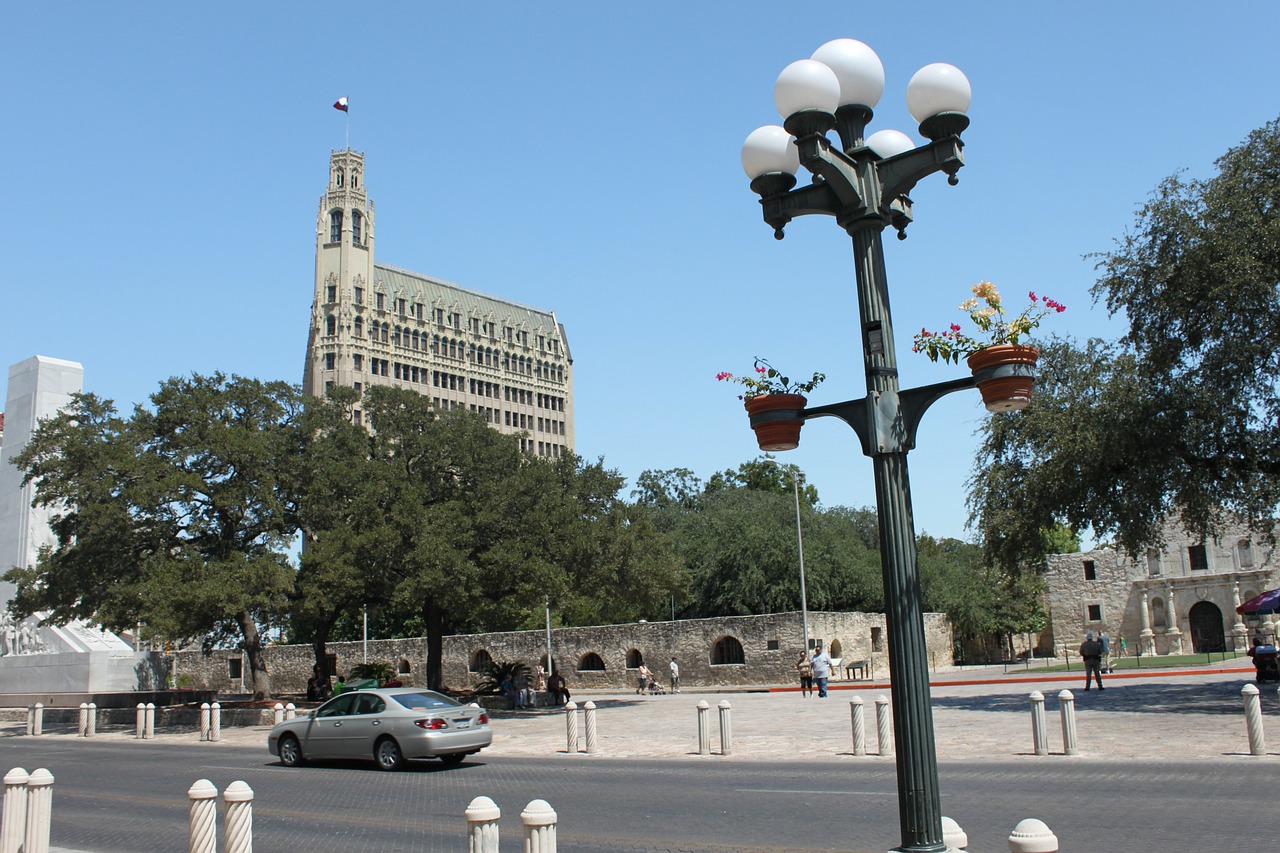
left=391, top=691, right=460, bottom=711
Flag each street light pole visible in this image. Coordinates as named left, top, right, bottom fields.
left=764, top=458, right=810, bottom=654
left=742, top=40, right=976, bottom=853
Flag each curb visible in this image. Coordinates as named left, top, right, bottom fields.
left=767, top=665, right=1255, bottom=693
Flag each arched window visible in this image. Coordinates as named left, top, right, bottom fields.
left=398, top=658, right=411, bottom=675
left=352, top=171, right=359, bottom=189
left=353, top=316, right=363, bottom=337
left=381, top=323, right=389, bottom=343
left=625, top=649, right=643, bottom=669
left=829, top=639, right=843, bottom=659
left=432, top=335, right=440, bottom=354
left=352, top=210, right=363, bottom=244
left=711, top=636, right=745, bottom=665
left=1239, top=539, right=1255, bottom=568
left=325, top=315, right=336, bottom=336
left=329, top=209, right=343, bottom=243
left=393, top=326, right=401, bottom=348
left=469, top=649, right=494, bottom=674
left=1151, top=597, right=1167, bottom=629
left=578, top=652, right=606, bottom=671
left=335, top=168, right=344, bottom=188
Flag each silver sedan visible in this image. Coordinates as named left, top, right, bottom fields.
left=267, top=688, right=492, bottom=770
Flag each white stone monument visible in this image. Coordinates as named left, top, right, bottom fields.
left=0, top=356, right=154, bottom=694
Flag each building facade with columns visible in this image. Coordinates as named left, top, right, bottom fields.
left=1043, top=518, right=1278, bottom=656
left=302, top=149, right=574, bottom=458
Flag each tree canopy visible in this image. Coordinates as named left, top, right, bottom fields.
left=969, top=118, right=1280, bottom=565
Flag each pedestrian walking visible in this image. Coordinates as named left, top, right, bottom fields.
left=796, top=652, right=813, bottom=697
left=669, top=657, right=680, bottom=693
left=811, top=647, right=833, bottom=698
left=1099, top=630, right=1112, bottom=673
left=637, top=663, right=653, bottom=694
left=1080, top=632, right=1104, bottom=690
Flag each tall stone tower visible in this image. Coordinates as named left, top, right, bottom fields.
left=303, top=149, right=376, bottom=399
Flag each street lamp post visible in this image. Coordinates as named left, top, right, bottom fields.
left=764, top=458, right=810, bottom=654
left=741, top=39, right=976, bottom=853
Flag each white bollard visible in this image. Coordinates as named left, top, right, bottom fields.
left=31, top=704, right=43, bottom=737
left=717, top=700, right=733, bottom=756
left=137, top=703, right=147, bottom=739
left=2, top=768, right=29, bottom=853
left=521, top=798, right=557, bottom=853
left=1008, top=817, right=1058, bottom=853
left=25, top=706, right=34, bottom=737
left=850, top=697, right=867, bottom=756
left=1029, top=691, right=1048, bottom=756
left=285, top=703, right=296, bottom=721
left=875, top=695, right=893, bottom=757
left=86, top=703, right=97, bottom=738
left=145, top=703, right=156, bottom=739
left=200, top=703, right=211, bottom=741
left=465, top=796, right=500, bottom=853
left=210, top=702, right=221, bottom=742
left=273, top=703, right=284, bottom=725
left=223, top=780, right=253, bottom=853
left=23, top=768, right=53, bottom=853
left=78, top=703, right=89, bottom=737
left=187, top=779, right=218, bottom=853
left=941, top=816, right=968, bottom=851
left=563, top=701, right=578, bottom=754
left=1243, top=683, right=1266, bottom=756
left=583, top=701, right=598, bottom=754
left=1057, top=690, right=1078, bottom=755
left=696, top=701, right=711, bottom=755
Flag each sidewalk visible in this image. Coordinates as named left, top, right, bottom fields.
left=14, top=662, right=1271, bottom=764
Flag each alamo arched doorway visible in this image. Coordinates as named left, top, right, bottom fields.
left=1189, top=601, right=1225, bottom=653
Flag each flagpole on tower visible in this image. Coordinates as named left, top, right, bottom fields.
left=334, top=97, right=350, bottom=150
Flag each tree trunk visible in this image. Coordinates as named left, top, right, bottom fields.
left=425, top=600, right=445, bottom=691
left=237, top=611, right=271, bottom=700
left=311, top=612, right=340, bottom=681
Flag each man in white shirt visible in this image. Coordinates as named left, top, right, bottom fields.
left=669, top=657, right=681, bottom=693
left=811, top=648, right=833, bottom=698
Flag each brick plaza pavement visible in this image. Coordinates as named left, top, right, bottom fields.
left=12, top=663, right=1275, bottom=763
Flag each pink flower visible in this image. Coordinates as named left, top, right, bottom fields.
left=755, top=366, right=767, bottom=374
left=1029, top=291, right=1037, bottom=301
left=716, top=371, right=733, bottom=381
left=950, top=323, right=962, bottom=332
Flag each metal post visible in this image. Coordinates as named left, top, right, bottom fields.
left=563, top=701, right=578, bottom=754
left=521, top=799, right=558, bottom=853
left=1243, top=683, right=1265, bottom=756
left=2, top=768, right=29, bottom=853
left=583, top=701, right=598, bottom=754
left=850, top=697, right=867, bottom=756
left=1058, top=690, right=1078, bottom=755
left=718, top=700, right=733, bottom=756
left=697, top=701, right=711, bottom=755
left=875, top=694, right=893, bottom=757
left=23, top=769, right=53, bottom=853
left=187, top=779, right=218, bottom=853
left=1029, top=691, right=1048, bottom=756
left=223, top=781, right=253, bottom=853
left=465, top=796, right=501, bottom=853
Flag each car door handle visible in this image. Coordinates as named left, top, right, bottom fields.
left=332, top=722, right=342, bottom=728
left=372, top=720, right=381, bottom=726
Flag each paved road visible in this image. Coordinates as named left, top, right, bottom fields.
left=4, top=663, right=1273, bottom=851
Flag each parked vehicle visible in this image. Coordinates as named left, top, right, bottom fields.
left=267, top=688, right=492, bottom=770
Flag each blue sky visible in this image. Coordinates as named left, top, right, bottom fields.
left=4, top=2, right=1278, bottom=541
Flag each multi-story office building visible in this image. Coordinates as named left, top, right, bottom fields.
left=302, top=150, right=574, bottom=457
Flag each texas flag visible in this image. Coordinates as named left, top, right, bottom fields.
left=333, top=97, right=349, bottom=112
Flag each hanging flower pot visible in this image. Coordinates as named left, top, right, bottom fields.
left=966, top=344, right=1039, bottom=412
left=744, top=393, right=807, bottom=451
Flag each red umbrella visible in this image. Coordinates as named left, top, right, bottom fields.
left=1238, top=588, right=1280, bottom=614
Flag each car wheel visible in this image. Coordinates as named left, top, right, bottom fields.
left=439, top=752, right=467, bottom=766
left=374, top=737, right=404, bottom=771
left=278, top=734, right=304, bottom=767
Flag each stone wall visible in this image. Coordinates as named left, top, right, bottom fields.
left=173, top=610, right=953, bottom=695
left=1044, top=517, right=1279, bottom=656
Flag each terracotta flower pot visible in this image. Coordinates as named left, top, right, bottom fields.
left=744, top=394, right=807, bottom=451
left=966, top=345, right=1039, bottom=412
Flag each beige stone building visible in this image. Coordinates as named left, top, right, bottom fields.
left=1044, top=518, right=1278, bottom=657
left=302, top=149, right=574, bottom=457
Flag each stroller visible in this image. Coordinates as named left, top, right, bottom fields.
left=1251, top=644, right=1279, bottom=683
left=646, top=678, right=667, bottom=695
